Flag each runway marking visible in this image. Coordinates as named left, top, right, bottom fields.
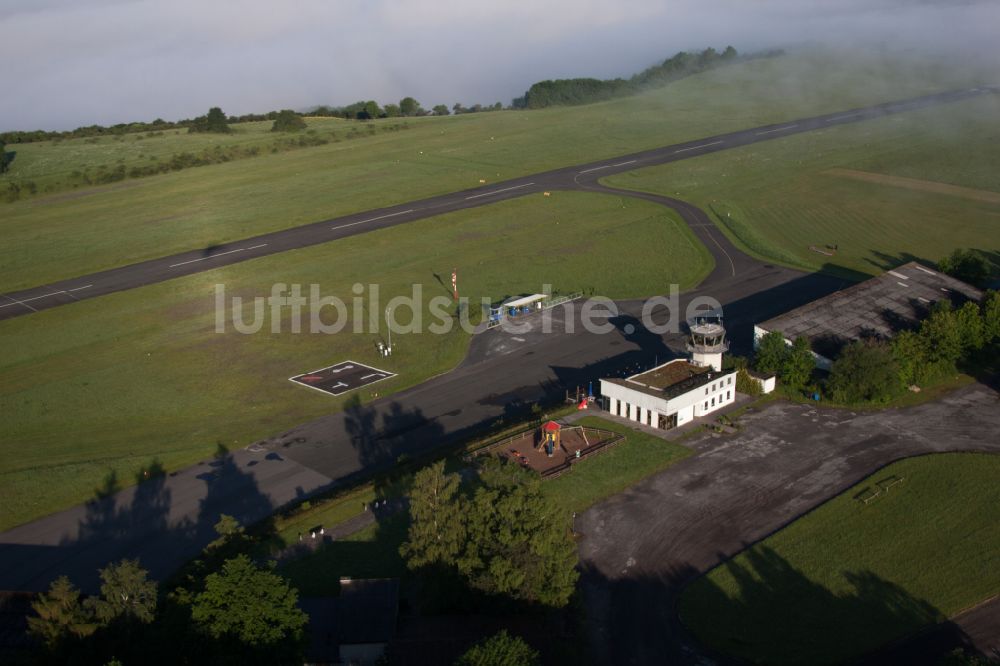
left=888, top=270, right=908, bottom=280
left=826, top=112, right=861, bottom=122
left=896, top=281, right=909, bottom=288
left=67, top=284, right=93, bottom=292
left=674, top=140, right=724, bottom=153
left=914, top=264, right=937, bottom=275
left=0, top=293, right=38, bottom=312
left=755, top=124, right=798, bottom=135
left=331, top=209, right=415, bottom=231
left=464, top=183, right=535, bottom=200
left=612, top=160, right=637, bottom=167
left=701, top=226, right=736, bottom=278
left=578, top=165, right=610, bottom=174
left=168, top=243, right=269, bottom=268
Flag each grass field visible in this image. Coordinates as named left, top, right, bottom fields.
left=679, top=453, right=1000, bottom=665
left=0, top=191, right=708, bottom=531
left=605, top=95, right=1000, bottom=278
left=542, top=416, right=692, bottom=512
left=1, top=50, right=991, bottom=290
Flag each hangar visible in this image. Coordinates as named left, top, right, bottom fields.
left=754, top=261, right=983, bottom=369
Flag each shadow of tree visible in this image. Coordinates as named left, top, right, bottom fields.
left=674, top=545, right=975, bottom=666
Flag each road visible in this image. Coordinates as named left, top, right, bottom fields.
left=0, top=86, right=993, bottom=320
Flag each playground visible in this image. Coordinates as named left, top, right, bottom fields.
left=479, top=420, right=624, bottom=478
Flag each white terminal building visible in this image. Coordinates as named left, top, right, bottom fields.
left=600, top=318, right=738, bottom=430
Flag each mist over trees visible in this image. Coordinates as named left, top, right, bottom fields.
left=512, top=46, right=745, bottom=109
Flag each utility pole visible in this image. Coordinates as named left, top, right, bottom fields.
left=385, top=306, right=392, bottom=354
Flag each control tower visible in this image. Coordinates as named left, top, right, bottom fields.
left=687, top=315, right=729, bottom=371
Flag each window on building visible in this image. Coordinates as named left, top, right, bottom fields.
left=711, top=397, right=715, bottom=407
left=705, top=388, right=709, bottom=396
left=728, top=376, right=733, bottom=385
left=703, top=401, right=708, bottom=410
left=727, top=390, right=731, bottom=400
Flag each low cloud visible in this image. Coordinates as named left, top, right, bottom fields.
left=1, top=0, right=998, bottom=130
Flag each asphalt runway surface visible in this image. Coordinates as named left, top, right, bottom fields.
left=577, top=383, right=1000, bottom=665
left=1, top=85, right=994, bottom=321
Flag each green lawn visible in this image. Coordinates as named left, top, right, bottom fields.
left=1, top=50, right=990, bottom=290
left=679, top=453, right=1000, bottom=665
left=542, top=416, right=692, bottom=512
left=604, top=95, right=1000, bottom=278
left=279, top=513, right=409, bottom=597
left=0, top=191, right=708, bottom=531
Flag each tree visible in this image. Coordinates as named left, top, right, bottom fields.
left=383, top=103, right=401, bottom=118
left=827, top=340, right=902, bottom=404
left=433, top=104, right=450, bottom=116
left=782, top=336, right=815, bottom=390
left=453, top=103, right=464, bottom=115
left=399, top=97, right=421, bottom=116
left=270, top=109, right=306, bottom=132
left=360, top=101, right=382, bottom=120
left=754, top=330, right=789, bottom=375
left=891, top=329, right=929, bottom=386
left=458, top=460, right=578, bottom=607
left=89, top=559, right=157, bottom=625
left=456, top=630, right=540, bottom=666
left=919, top=302, right=963, bottom=367
left=937, top=249, right=989, bottom=286
left=735, top=367, right=762, bottom=396
left=400, top=460, right=466, bottom=569
left=27, top=576, right=97, bottom=647
left=983, top=290, right=1000, bottom=342
left=189, top=107, right=231, bottom=133
left=191, top=555, right=307, bottom=648
left=721, top=45, right=738, bottom=60
left=955, top=300, right=985, bottom=351
left=0, top=139, right=6, bottom=173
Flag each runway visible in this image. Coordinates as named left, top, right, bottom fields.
left=1, top=85, right=993, bottom=321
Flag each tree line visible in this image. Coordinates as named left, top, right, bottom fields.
left=511, top=45, right=753, bottom=109
left=754, top=288, right=1000, bottom=405
left=24, top=515, right=308, bottom=665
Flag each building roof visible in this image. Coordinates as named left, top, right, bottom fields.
left=300, top=578, right=400, bottom=662
left=757, top=262, right=982, bottom=359
left=542, top=421, right=562, bottom=432
left=502, top=294, right=547, bottom=308
left=603, top=359, right=733, bottom=401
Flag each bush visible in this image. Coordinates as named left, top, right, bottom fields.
left=456, top=630, right=540, bottom=666
left=827, top=340, right=902, bottom=404
left=270, top=109, right=307, bottom=132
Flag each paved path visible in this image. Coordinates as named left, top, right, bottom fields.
left=1, top=86, right=992, bottom=319
left=577, top=383, right=1000, bottom=665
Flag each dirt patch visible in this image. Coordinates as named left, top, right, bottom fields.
left=825, top=168, right=1000, bottom=204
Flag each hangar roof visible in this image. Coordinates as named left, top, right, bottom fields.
left=757, top=261, right=982, bottom=359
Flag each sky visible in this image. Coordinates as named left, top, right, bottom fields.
left=2, top=0, right=998, bottom=131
